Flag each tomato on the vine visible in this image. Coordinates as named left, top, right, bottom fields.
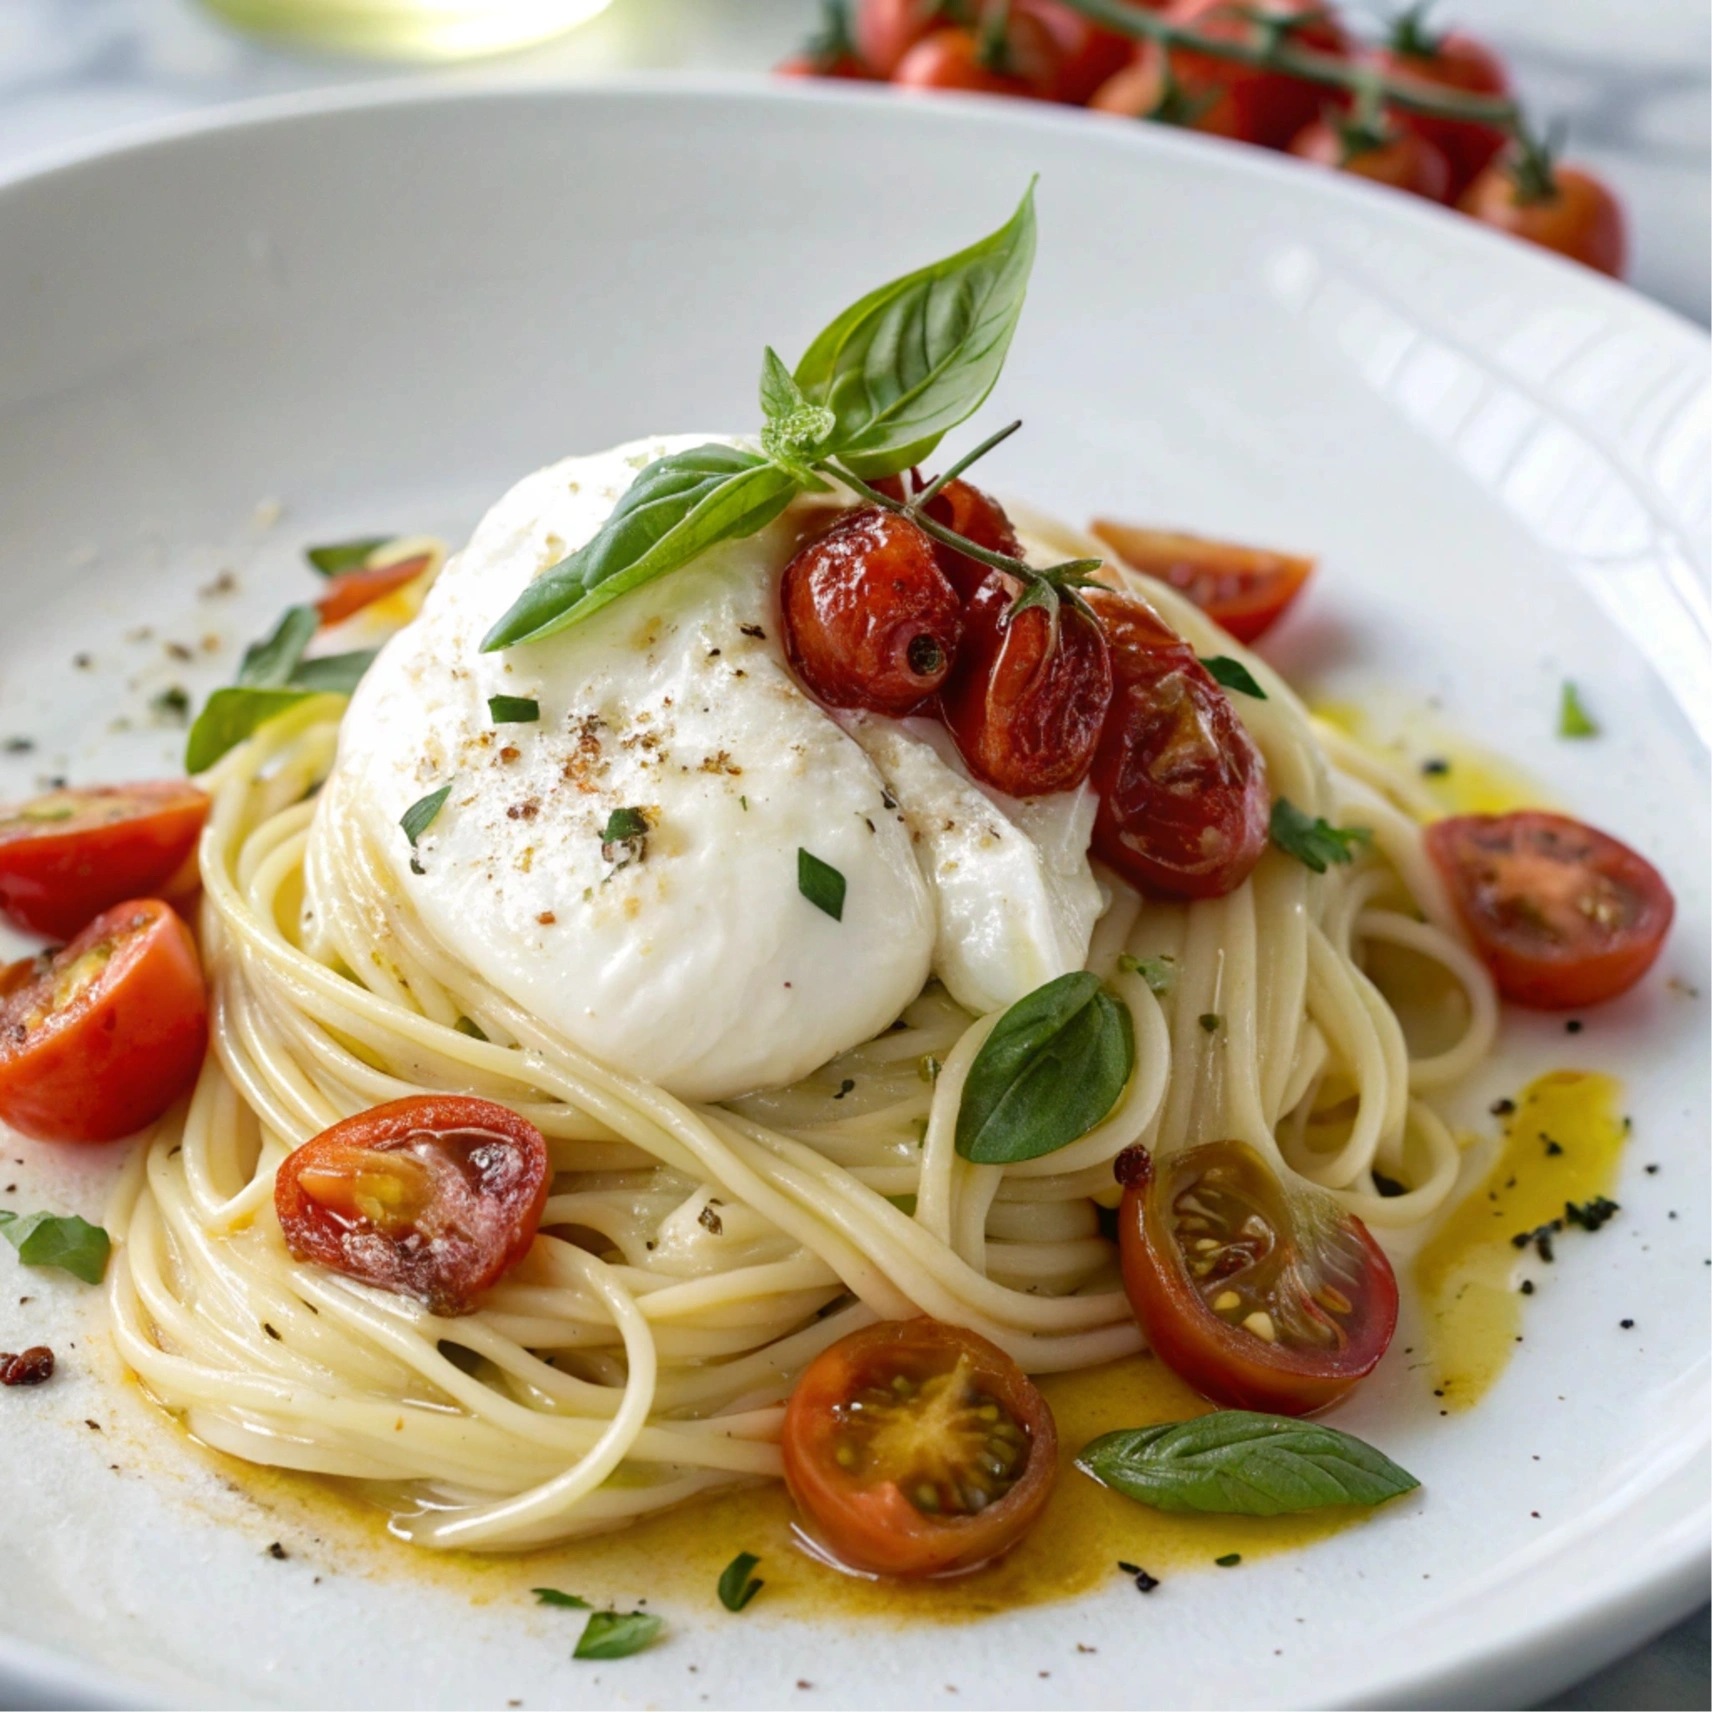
left=1425, top=812, right=1672, bottom=1009
left=1368, top=9, right=1511, bottom=196
left=1459, top=144, right=1626, bottom=278
left=1288, top=116, right=1451, bottom=201
left=855, top=0, right=970, bottom=77
left=777, top=0, right=879, bottom=78
left=781, top=1318, right=1058, bottom=1578
left=1018, top=0, right=1136, bottom=103
left=892, top=16, right=1059, bottom=98
left=920, top=476, right=1024, bottom=600
left=1116, top=1140, right=1399, bottom=1415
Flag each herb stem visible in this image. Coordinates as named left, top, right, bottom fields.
left=912, top=419, right=1024, bottom=509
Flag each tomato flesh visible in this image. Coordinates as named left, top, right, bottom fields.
left=275, top=1094, right=550, bottom=1316
left=782, top=1318, right=1057, bottom=1578
left=315, top=550, right=434, bottom=627
left=0, top=781, right=209, bottom=940
left=1425, top=812, right=1672, bottom=1009
left=0, top=899, right=208, bottom=1143
left=1117, top=1140, right=1398, bottom=1415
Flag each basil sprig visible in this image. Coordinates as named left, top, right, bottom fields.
left=956, top=972, right=1133, bottom=1165
left=0, top=1210, right=111, bottom=1285
left=482, top=185, right=1039, bottom=654
left=1078, top=1411, right=1420, bottom=1516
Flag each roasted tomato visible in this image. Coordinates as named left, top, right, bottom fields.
left=275, top=1094, right=550, bottom=1316
left=1116, top=1141, right=1398, bottom=1415
left=921, top=476, right=1024, bottom=600
left=315, top=549, right=434, bottom=627
left=1369, top=13, right=1511, bottom=196
left=0, top=900, right=207, bottom=1143
left=1086, top=589, right=1270, bottom=899
left=855, top=0, right=970, bottom=76
left=776, top=0, right=879, bottom=78
left=781, top=507, right=963, bottom=715
left=1288, top=117, right=1451, bottom=201
left=1018, top=0, right=1135, bottom=103
left=940, top=574, right=1113, bottom=797
left=1090, top=521, right=1314, bottom=644
left=1459, top=149, right=1626, bottom=279
left=781, top=1318, right=1057, bottom=1577
left=1425, top=812, right=1672, bottom=1009
left=892, top=18, right=1058, bottom=97
left=0, top=781, right=208, bottom=940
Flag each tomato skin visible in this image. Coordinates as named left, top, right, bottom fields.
left=1459, top=159, right=1626, bottom=278
left=856, top=0, right=968, bottom=76
left=782, top=508, right=963, bottom=715
left=1117, top=1141, right=1399, bottom=1416
left=0, top=782, right=209, bottom=942
left=892, top=24, right=1051, bottom=97
left=1425, top=812, right=1672, bottom=1009
left=1016, top=0, right=1135, bottom=102
left=776, top=50, right=876, bottom=79
left=1369, top=30, right=1510, bottom=196
left=0, top=900, right=208, bottom=1143
left=1289, top=118, right=1451, bottom=201
left=1086, top=589, right=1270, bottom=900
left=275, top=1094, right=550, bottom=1316
left=314, top=550, right=434, bottom=627
left=940, top=575, right=1113, bottom=797
left=920, top=476, right=1024, bottom=600
left=1090, top=521, right=1313, bottom=643
left=781, top=1318, right=1057, bottom=1578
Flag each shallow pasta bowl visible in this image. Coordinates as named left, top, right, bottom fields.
left=0, top=78, right=1706, bottom=1711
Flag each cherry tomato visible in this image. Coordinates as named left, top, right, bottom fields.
left=776, top=0, right=879, bottom=78
left=921, top=476, right=1024, bottom=601
left=0, top=782, right=209, bottom=941
left=1090, top=521, right=1314, bottom=643
left=855, top=0, right=970, bottom=76
left=1085, top=588, right=1270, bottom=899
left=940, top=574, right=1113, bottom=797
left=781, top=1317, right=1057, bottom=1578
left=0, top=900, right=207, bottom=1143
left=1369, top=17, right=1510, bottom=196
left=315, top=549, right=434, bottom=628
left=892, top=20, right=1056, bottom=98
left=782, top=508, right=963, bottom=715
left=1089, top=51, right=1242, bottom=134
left=1116, top=1140, right=1398, bottom=1415
left=1016, top=0, right=1135, bottom=103
left=275, top=1094, right=550, bottom=1316
left=1459, top=153, right=1626, bottom=279
left=1425, top=812, right=1672, bottom=1009
left=1288, top=117, right=1451, bottom=201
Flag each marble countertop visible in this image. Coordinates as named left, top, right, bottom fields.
left=0, top=4, right=1706, bottom=1709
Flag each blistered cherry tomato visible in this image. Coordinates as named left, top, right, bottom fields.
left=1116, top=1140, right=1398, bottom=1415
left=1017, top=0, right=1135, bottom=103
left=315, top=550, right=434, bottom=628
left=1459, top=154, right=1626, bottom=278
left=1425, top=812, right=1672, bottom=1009
left=1086, top=588, right=1269, bottom=899
left=892, top=21, right=1056, bottom=97
left=1369, top=20, right=1510, bottom=196
left=0, top=782, right=209, bottom=940
left=940, top=574, right=1113, bottom=797
left=275, top=1094, right=550, bottom=1316
left=1090, top=521, right=1314, bottom=643
left=1289, top=117, right=1451, bottom=201
left=856, top=0, right=968, bottom=76
left=0, top=900, right=207, bottom=1143
left=781, top=1318, right=1057, bottom=1578
left=782, top=508, right=963, bottom=715
left=921, top=476, right=1024, bottom=600
left=776, top=0, right=879, bottom=78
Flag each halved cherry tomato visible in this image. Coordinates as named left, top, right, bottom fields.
left=855, top=0, right=970, bottom=76
left=1459, top=152, right=1626, bottom=279
left=892, top=19, right=1057, bottom=98
left=782, top=507, right=963, bottom=715
left=940, top=574, right=1113, bottom=797
left=275, top=1094, right=550, bottom=1316
left=0, top=899, right=207, bottom=1143
left=0, top=782, right=209, bottom=940
left=1086, top=588, right=1270, bottom=899
left=1116, top=1140, right=1398, bottom=1415
left=1288, top=116, right=1451, bottom=202
left=1425, top=812, right=1672, bottom=1009
left=315, top=550, right=434, bottom=628
left=1090, top=521, right=1314, bottom=644
left=1369, top=16, right=1510, bottom=197
left=781, top=1317, right=1057, bottom=1578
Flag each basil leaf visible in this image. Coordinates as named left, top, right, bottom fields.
left=401, top=786, right=451, bottom=847
left=797, top=848, right=846, bottom=921
left=532, top=1587, right=591, bottom=1609
left=0, top=1211, right=111, bottom=1285
left=956, top=972, right=1133, bottom=1165
left=185, top=687, right=313, bottom=774
left=1269, top=798, right=1372, bottom=874
left=238, top=605, right=318, bottom=688
left=306, top=536, right=392, bottom=577
left=1118, top=952, right=1175, bottom=995
left=487, top=694, right=540, bottom=724
left=1077, top=1411, right=1420, bottom=1516
left=290, top=650, right=377, bottom=695
left=482, top=446, right=798, bottom=651
left=1200, top=656, right=1266, bottom=699
left=1558, top=679, right=1599, bottom=738
left=574, top=1610, right=663, bottom=1660
left=793, top=183, right=1037, bottom=479
left=717, top=1551, right=764, bottom=1612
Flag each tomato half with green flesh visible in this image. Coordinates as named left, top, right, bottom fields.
left=1116, top=1140, right=1398, bottom=1415
left=0, top=781, right=209, bottom=940
left=781, top=1318, right=1057, bottom=1578
left=1425, top=812, right=1672, bottom=1009
left=0, top=899, right=208, bottom=1142
left=315, top=550, right=434, bottom=627
left=275, top=1094, right=550, bottom=1316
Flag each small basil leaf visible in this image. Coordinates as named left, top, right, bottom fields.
left=1200, top=656, right=1266, bottom=699
left=482, top=446, right=798, bottom=651
left=603, top=806, right=648, bottom=843
left=401, top=786, right=451, bottom=847
left=1269, top=798, right=1372, bottom=874
left=185, top=687, right=314, bottom=774
left=306, top=536, right=392, bottom=577
left=289, top=650, right=378, bottom=695
left=1, top=1211, right=111, bottom=1285
left=717, top=1551, right=764, bottom=1612
left=797, top=848, right=846, bottom=921
left=793, top=182, right=1037, bottom=479
left=532, top=1587, right=591, bottom=1609
left=1558, top=679, right=1599, bottom=738
left=956, top=972, right=1134, bottom=1165
left=1077, top=1411, right=1420, bottom=1516
left=574, top=1610, right=663, bottom=1660
left=487, top=694, right=540, bottom=724
left=238, top=605, right=319, bottom=688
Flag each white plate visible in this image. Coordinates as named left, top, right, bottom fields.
left=0, top=79, right=1706, bottom=1711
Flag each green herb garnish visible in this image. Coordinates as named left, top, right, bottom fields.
left=532, top=1587, right=591, bottom=1609
left=574, top=1610, right=663, bottom=1660
left=1558, top=680, right=1599, bottom=738
left=603, top=807, right=648, bottom=844
left=1215, top=1552, right=1243, bottom=1567
left=1198, top=1012, right=1221, bottom=1033
left=289, top=651, right=377, bottom=694
left=401, top=786, right=451, bottom=848
left=797, top=848, right=847, bottom=921
left=306, top=536, right=392, bottom=577
left=1118, top=953, right=1176, bottom=995
left=717, top=1551, right=764, bottom=1612
left=1269, top=798, right=1372, bottom=874
left=0, top=1210, right=111, bottom=1285
left=488, top=695, right=540, bottom=725
left=238, top=605, right=319, bottom=688
left=1199, top=656, right=1267, bottom=699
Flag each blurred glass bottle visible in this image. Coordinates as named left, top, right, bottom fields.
left=199, top=0, right=614, bottom=60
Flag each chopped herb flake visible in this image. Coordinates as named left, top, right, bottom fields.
left=718, top=1551, right=764, bottom=1612
left=488, top=695, right=540, bottom=725
left=1269, top=798, right=1372, bottom=873
left=1200, top=656, right=1266, bottom=699
left=1564, top=1195, right=1619, bottom=1232
left=1215, top=1553, right=1242, bottom=1567
left=306, top=536, right=392, bottom=577
left=533, top=1587, right=591, bottom=1609
left=400, top=786, right=451, bottom=848
left=1118, top=953, right=1176, bottom=994
left=603, top=806, right=648, bottom=843
left=1558, top=680, right=1599, bottom=739
left=574, top=1610, right=663, bottom=1660
left=798, top=848, right=847, bottom=921
left=1198, top=1012, right=1221, bottom=1033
